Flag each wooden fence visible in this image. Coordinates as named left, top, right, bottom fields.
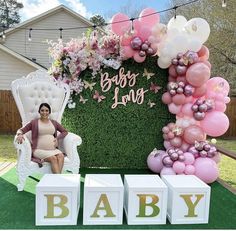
left=0, top=90, right=236, bottom=137
left=0, top=90, right=21, bottom=134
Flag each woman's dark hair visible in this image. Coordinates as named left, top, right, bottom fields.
left=38, top=103, right=51, bottom=113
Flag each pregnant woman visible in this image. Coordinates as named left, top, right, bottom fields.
left=16, top=103, right=68, bottom=173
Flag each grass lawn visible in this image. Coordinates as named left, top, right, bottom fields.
left=0, top=134, right=235, bottom=188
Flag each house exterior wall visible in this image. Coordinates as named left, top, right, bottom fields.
left=0, top=49, right=36, bottom=90
left=3, top=9, right=90, bottom=68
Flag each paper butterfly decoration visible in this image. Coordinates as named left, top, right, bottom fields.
left=143, top=68, right=155, bottom=80
left=84, top=80, right=96, bottom=91
left=93, top=90, right=106, bottom=103
left=147, top=99, right=156, bottom=108
left=150, top=82, right=162, bottom=93
left=79, top=95, right=88, bottom=104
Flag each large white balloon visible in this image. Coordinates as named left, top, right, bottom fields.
left=187, top=36, right=202, bottom=52
left=184, top=18, right=210, bottom=43
left=157, top=57, right=171, bottom=69
left=167, top=15, right=188, bottom=31
left=171, top=34, right=189, bottom=54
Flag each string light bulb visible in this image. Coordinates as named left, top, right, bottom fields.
left=28, top=28, right=32, bottom=41
left=222, top=0, right=227, bottom=7
left=130, top=18, right=135, bottom=35
left=59, top=28, right=63, bottom=39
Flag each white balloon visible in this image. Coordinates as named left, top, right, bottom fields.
left=171, top=35, right=189, bottom=54
left=184, top=17, right=210, bottom=43
left=167, top=15, right=188, bottom=31
left=187, top=36, right=202, bottom=52
left=159, top=42, right=176, bottom=58
left=157, top=57, right=171, bottom=69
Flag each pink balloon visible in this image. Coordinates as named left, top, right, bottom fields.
left=183, top=125, right=206, bottom=144
left=183, top=152, right=195, bottom=165
left=181, top=103, right=193, bottom=117
left=176, top=76, right=187, bottom=83
left=173, top=161, right=186, bottom=174
left=121, top=36, right=132, bottom=46
left=121, top=46, right=134, bottom=59
left=139, top=8, right=160, bottom=27
left=197, top=45, right=209, bottom=61
left=147, top=150, right=165, bottom=173
left=225, top=97, right=230, bottom=104
left=162, top=92, right=172, bottom=104
left=186, top=62, right=211, bottom=87
left=206, top=77, right=230, bottom=96
left=169, top=65, right=177, bottom=77
left=180, top=142, right=190, bottom=152
left=160, top=167, right=176, bottom=176
left=168, top=103, right=181, bottom=114
left=133, top=52, right=146, bottom=63
left=200, top=111, right=229, bottom=137
left=193, top=84, right=207, bottom=98
left=172, top=94, right=186, bottom=105
left=170, top=137, right=182, bottom=148
left=168, top=75, right=176, bottom=82
left=138, top=26, right=151, bottom=41
left=111, top=13, right=130, bottom=36
left=214, top=101, right=226, bottom=112
left=194, top=157, right=219, bottom=183
left=164, top=140, right=171, bottom=149
left=202, top=60, right=211, bottom=69
left=212, top=152, right=221, bottom=164
left=184, top=165, right=195, bottom=175
left=184, top=96, right=193, bottom=103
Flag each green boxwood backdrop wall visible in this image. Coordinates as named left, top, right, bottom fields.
left=62, top=57, right=175, bottom=168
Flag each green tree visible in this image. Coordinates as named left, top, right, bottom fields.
left=165, top=0, right=236, bottom=95
left=90, top=14, right=106, bottom=27
left=0, top=0, right=23, bottom=30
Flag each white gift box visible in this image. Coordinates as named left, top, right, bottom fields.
left=161, top=175, right=211, bottom=224
left=83, top=174, right=124, bottom=225
left=36, top=174, right=80, bottom=226
left=124, top=175, right=168, bottom=225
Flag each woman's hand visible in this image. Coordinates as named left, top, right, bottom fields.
left=53, top=138, right=58, bottom=148
left=16, top=134, right=24, bottom=144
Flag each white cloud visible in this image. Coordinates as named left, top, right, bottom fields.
left=64, top=0, right=93, bottom=19
left=19, top=0, right=92, bottom=22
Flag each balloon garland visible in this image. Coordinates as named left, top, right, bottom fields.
left=49, top=8, right=230, bottom=184
left=111, top=9, right=230, bottom=184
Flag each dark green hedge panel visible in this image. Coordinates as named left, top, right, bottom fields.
left=62, top=57, right=175, bottom=168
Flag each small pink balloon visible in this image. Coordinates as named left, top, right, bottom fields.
left=170, top=137, right=182, bottom=148
left=160, top=167, right=176, bottom=176
left=111, top=13, right=130, bottom=36
left=184, top=96, right=193, bottom=104
left=180, top=142, right=190, bottom=152
left=162, top=92, right=172, bottom=104
left=206, top=77, right=230, bottom=96
left=181, top=103, right=193, bottom=117
left=186, top=62, right=211, bottom=87
left=184, top=165, right=195, bottom=175
left=164, top=140, right=171, bottom=149
left=212, top=152, right=221, bottom=164
left=200, top=111, right=229, bottom=137
left=183, top=152, right=195, bottom=165
left=193, top=84, right=207, bottom=97
left=139, top=8, right=160, bottom=27
left=173, top=161, right=186, bottom=174
left=169, top=65, right=177, bottom=77
left=168, top=103, right=181, bottom=114
left=194, top=157, right=219, bottom=183
left=224, top=97, right=230, bottom=104
left=172, top=94, right=186, bottom=105
left=197, top=45, right=209, bottom=61
left=202, top=60, right=211, bottom=69
left=133, top=52, right=146, bottom=63
left=168, top=75, right=176, bottom=82
left=147, top=150, right=165, bottom=173
left=176, top=76, right=187, bottom=83
left=183, top=125, right=206, bottom=145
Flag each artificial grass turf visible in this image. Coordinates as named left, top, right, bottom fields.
left=0, top=168, right=235, bottom=229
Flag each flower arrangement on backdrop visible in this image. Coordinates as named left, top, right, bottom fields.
left=48, top=8, right=230, bottom=184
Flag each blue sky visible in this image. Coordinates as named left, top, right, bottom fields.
left=19, top=0, right=170, bottom=22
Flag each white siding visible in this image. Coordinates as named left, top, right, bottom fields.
left=0, top=49, right=37, bottom=90
left=3, top=9, right=90, bottom=68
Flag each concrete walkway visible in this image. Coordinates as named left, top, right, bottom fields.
left=0, top=162, right=16, bottom=176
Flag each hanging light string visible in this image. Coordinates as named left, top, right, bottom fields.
left=1, top=0, right=199, bottom=40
